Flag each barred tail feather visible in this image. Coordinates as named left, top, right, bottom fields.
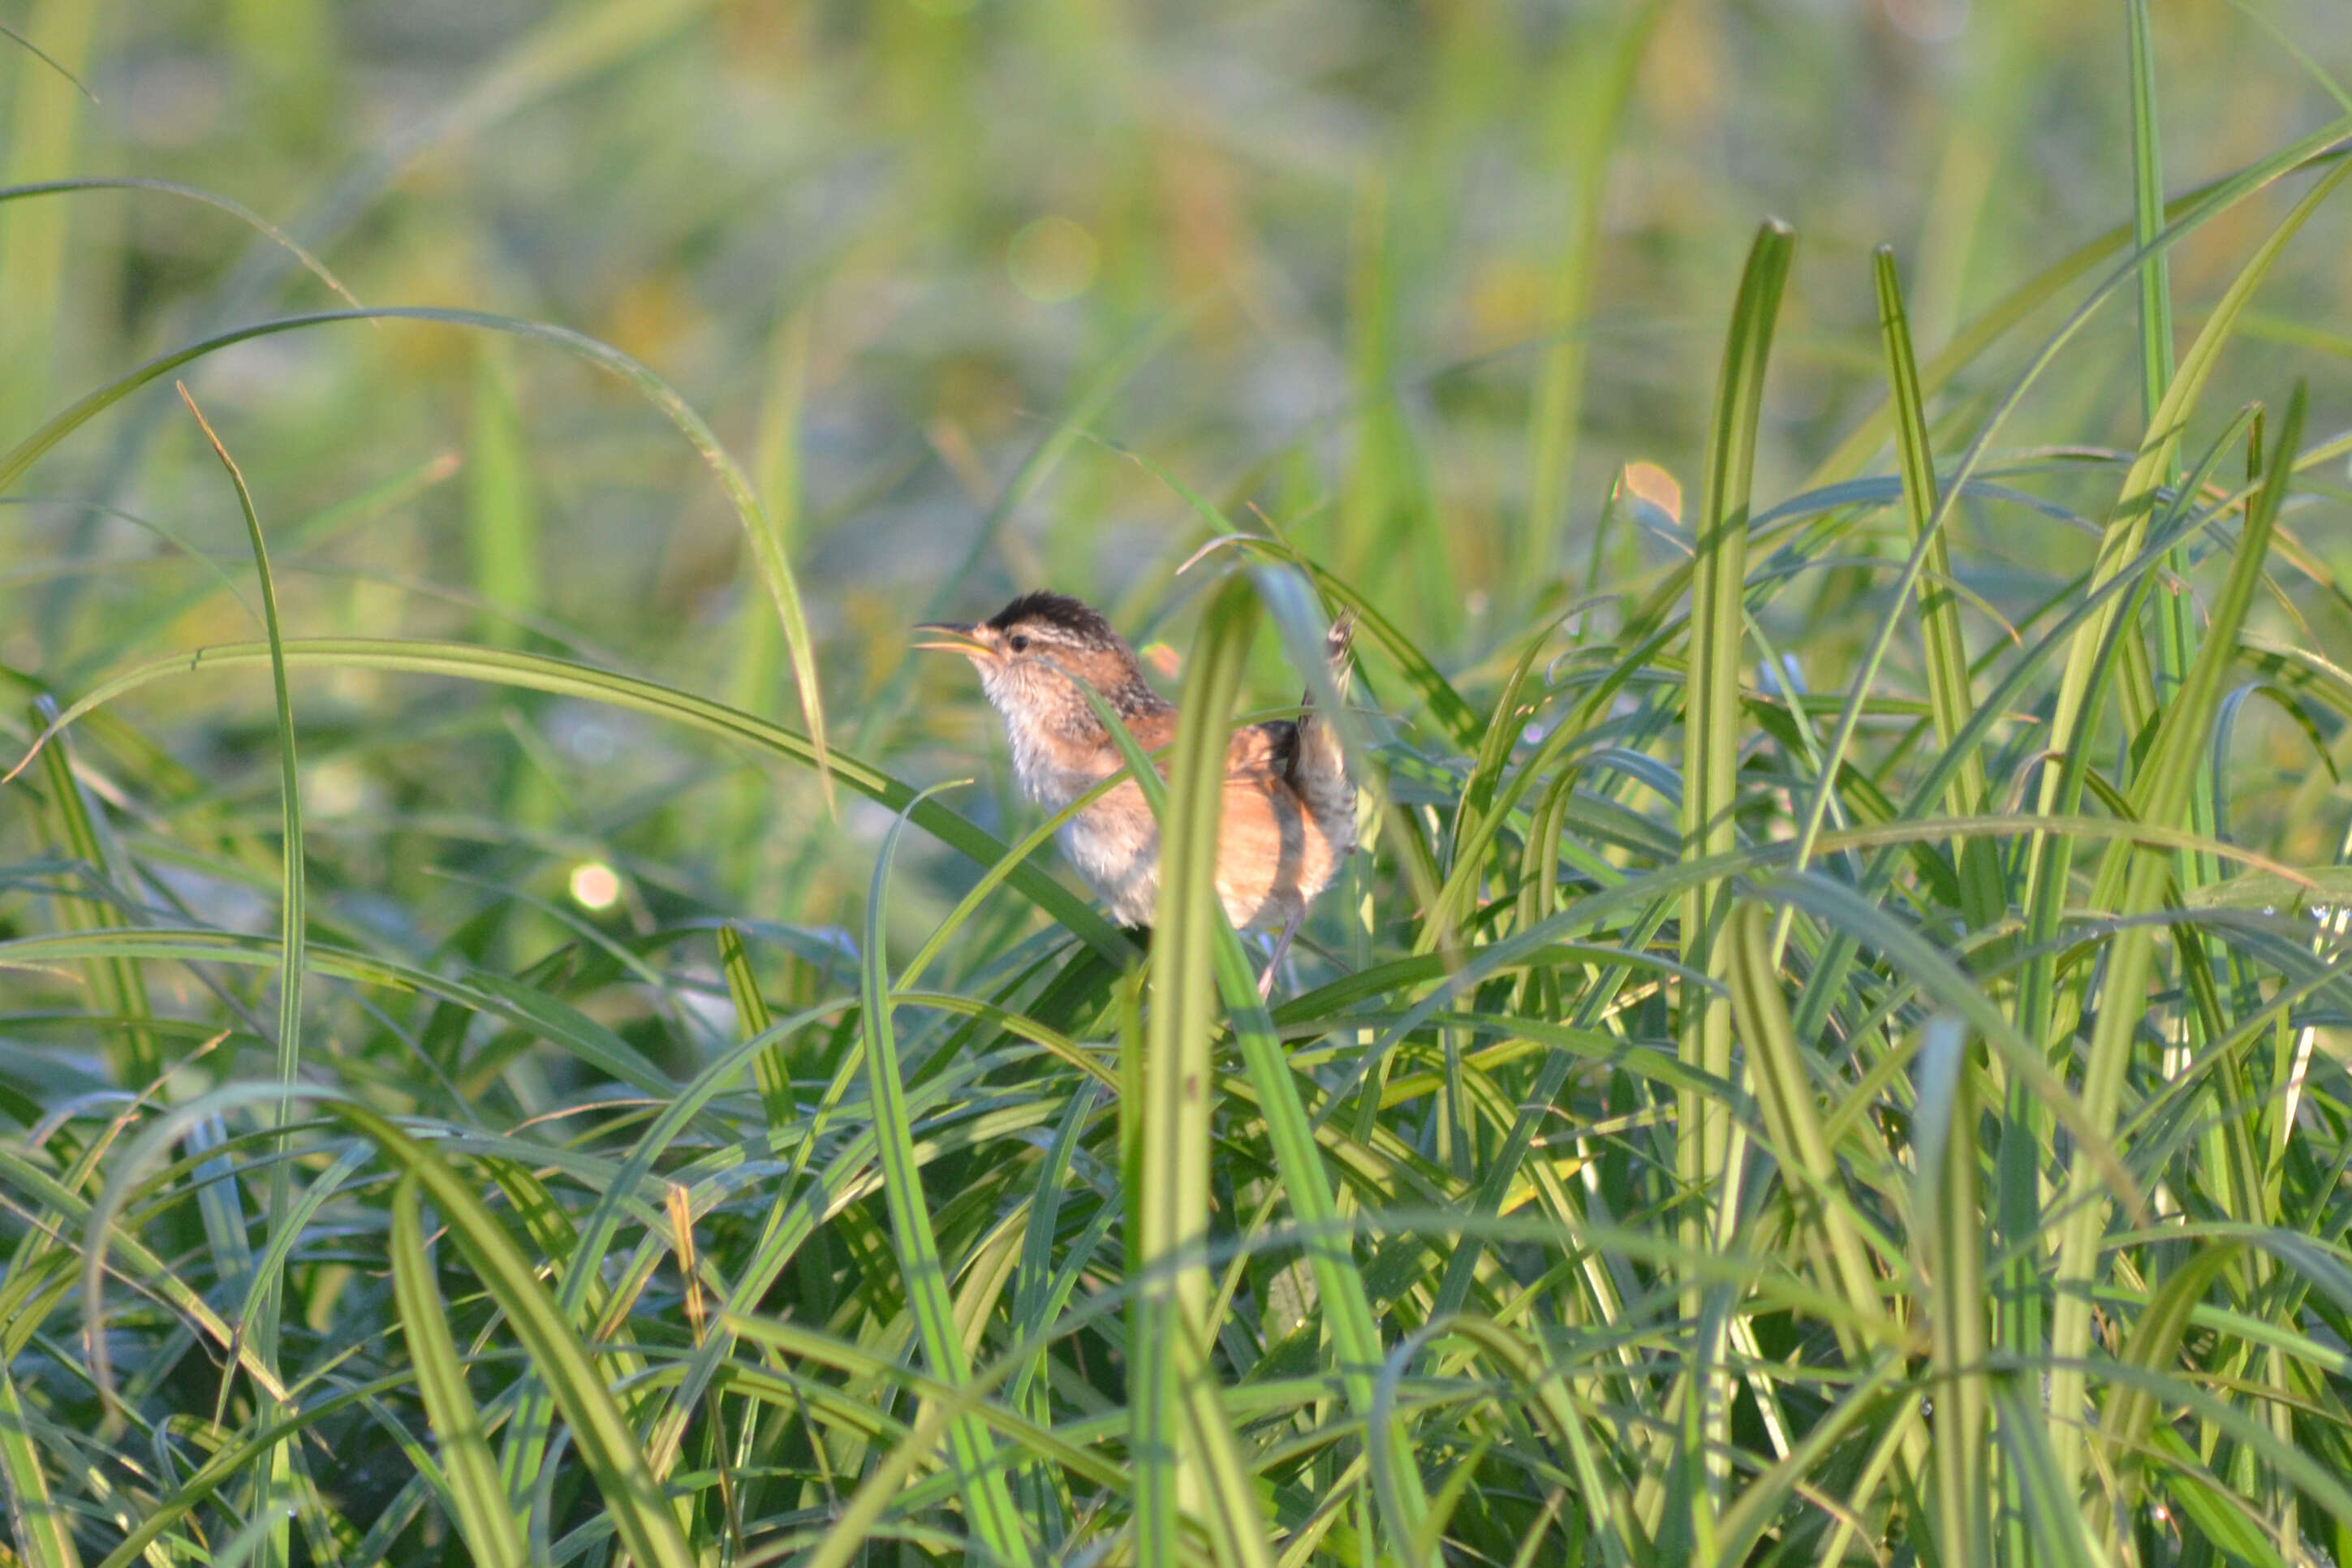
left=1289, top=609, right=1357, bottom=854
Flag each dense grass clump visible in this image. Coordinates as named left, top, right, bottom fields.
left=6, top=2, right=2352, bottom=1565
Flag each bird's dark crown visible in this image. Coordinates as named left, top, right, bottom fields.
left=987, top=590, right=1119, bottom=647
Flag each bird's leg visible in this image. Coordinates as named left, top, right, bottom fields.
left=1257, top=911, right=1304, bottom=1002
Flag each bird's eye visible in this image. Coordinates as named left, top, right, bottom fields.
left=1009, top=634, right=1031, bottom=653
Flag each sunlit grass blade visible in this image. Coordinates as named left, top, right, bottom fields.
left=1678, top=216, right=1793, bottom=1541
left=1132, top=574, right=1264, bottom=1565
left=389, top=1172, right=527, bottom=1568
left=26, top=700, right=157, bottom=1084
left=855, top=782, right=1032, bottom=1565
left=2046, top=383, right=2306, bottom=1488
left=1872, top=247, right=2000, bottom=929
left=0, top=1355, right=80, bottom=1568
left=1911, top=1016, right=1989, bottom=1568
left=328, top=1101, right=695, bottom=1568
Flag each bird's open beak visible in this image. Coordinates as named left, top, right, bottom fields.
left=911, top=621, right=993, bottom=657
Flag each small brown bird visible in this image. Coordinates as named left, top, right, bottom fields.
left=914, top=590, right=1357, bottom=994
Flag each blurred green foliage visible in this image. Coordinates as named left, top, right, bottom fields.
left=2, top=0, right=2345, bottom=941
left=6, top=2, right=2352, bottom=1565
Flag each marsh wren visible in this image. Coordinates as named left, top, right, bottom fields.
left=915, top=591, right=1357, bottom=993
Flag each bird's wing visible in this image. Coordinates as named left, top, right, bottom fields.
left=1123, top=707, right=1178, bottom=754
left=1229, top=720, right=1298, bottom=781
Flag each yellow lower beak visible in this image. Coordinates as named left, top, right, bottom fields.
left=911, top=621, right=992, bottom=656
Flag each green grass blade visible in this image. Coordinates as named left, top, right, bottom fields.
left=2095, top=1238, right=2244, bottom=1552
left=1991, top=1380, right=2100, bottom=1568
left=1678, top=217, right=1794, bottom=1543
left=1872, top=247, right=2000, bottom=928
left=389, top=1173, right=527, bottom=1568
left=1912, top=1017, right=1990, bottom=1568
left=2126, top=0, right=2176, bottom=429
left=327, top=1101, right=695, bottom=1568
left=1522, top=0, right=1667, bottom=592
left=179, top=385, right=306, bottom=1142
left=718, top=924, right=794, bottom=1130
left=855, top=782, right=1032, bottom=1565
left=0, top=303, right=832, bottom=796
left=0, top=1355, right=80, bottom=1568
left=465, top=339, right=540, bottom=652
left=10, top=635, right=1133, bottom=959
left=26, top=701, right=157, bottom=1084
left=2045, top=384, right=2307, bottom=1488
left=1131, top=574, right=1264, bottom=1565
left=1724, top=903, right=1885, bottom=1345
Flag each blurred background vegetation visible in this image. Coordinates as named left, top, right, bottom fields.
left=5, top=0, right=2348, bottom=948
left=9, top=0, right=2352, bottom=1563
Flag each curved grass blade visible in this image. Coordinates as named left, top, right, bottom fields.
left=328, top=1101, right=695, bottom=1568
left=6, top=636, right=1131, bottom=959
left=0, top=304, right=831, bottom=799
left=177, top=383, right=306, bottom=1205
left=2045, top=384, right=2308, bottom=1488
left=0, top=179, right=359, bottom=307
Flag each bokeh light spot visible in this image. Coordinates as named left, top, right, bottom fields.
left=569, top=861, right=622, bottom=911
left=1008, top=216, right=1100, bottom=304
